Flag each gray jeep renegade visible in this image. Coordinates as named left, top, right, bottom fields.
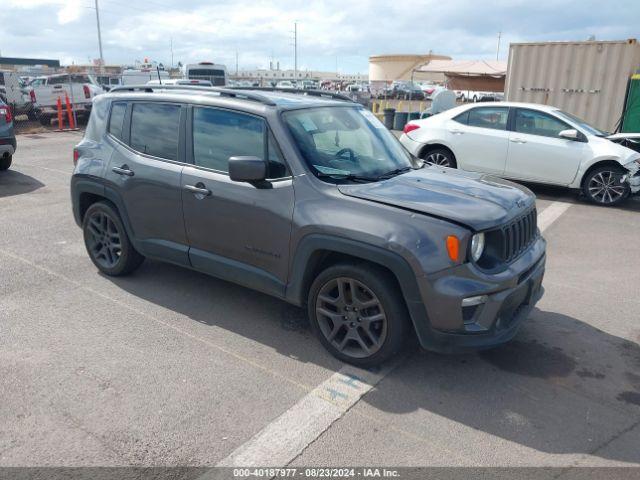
left=71, top=86, right=546, bottom=366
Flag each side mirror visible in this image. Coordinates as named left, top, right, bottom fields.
left=228, top=156, right=267, bottom=183
left=559, top=129, right=584, bottom=141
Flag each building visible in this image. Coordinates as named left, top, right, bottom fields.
left=368, top=53, right=451, bottom=92
left=230, top=68, right=367, bottom=85
left=0, top=56, right=60, bottom=75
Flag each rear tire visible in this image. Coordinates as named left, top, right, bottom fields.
left=0, top=155, right=11, bottom=171
left=83, top=202, right=144, bottom=276
left=582, top=166, right=630, bottom=206
left=421, top=147, right=457, bottom=168
left=307, top=262, right=410, bottom=367
left=39, top=115, right=51, bottom=126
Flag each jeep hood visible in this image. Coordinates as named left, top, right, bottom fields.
left=337, top=167, right=535, bottom=231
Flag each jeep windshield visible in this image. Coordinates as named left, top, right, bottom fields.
left=283, top=106, right=416, bottom=182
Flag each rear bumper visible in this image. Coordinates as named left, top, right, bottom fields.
left=411, top=236, right=546, bottom=353
left=0, top=136, right=16, bottom=156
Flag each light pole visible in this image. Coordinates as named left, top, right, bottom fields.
left=94, top=0, right=104, bottom=71
left=496, top=31, right=502, bottom=61
left=293, top=22, right=298, bottom=85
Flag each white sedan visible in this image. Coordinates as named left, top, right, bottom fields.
left=400, top=102, right=640, bottom=206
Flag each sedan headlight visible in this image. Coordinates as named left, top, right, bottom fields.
left=470, top=233, right=485, bottom=262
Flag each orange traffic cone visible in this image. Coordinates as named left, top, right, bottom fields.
left=64, top=94, right=76, bottom=130
left=57, top=96, right=64, bottom=130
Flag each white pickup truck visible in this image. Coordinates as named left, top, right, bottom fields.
left=29, top=74, right=103, bottom=125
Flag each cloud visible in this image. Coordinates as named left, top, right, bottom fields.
left=0, top=0, right=638, bottom=72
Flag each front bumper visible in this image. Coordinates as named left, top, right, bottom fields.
left=409, top=236, right=546, bottom=353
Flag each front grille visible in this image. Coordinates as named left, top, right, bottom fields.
left=499, top=207, right=537, bottom=263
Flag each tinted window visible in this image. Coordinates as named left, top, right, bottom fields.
left=467, top=107, right=508, bottom=130
left=108, top=102, right=127, bottom=140
left=193, top=107, right=264, bottom=172
left=515, top=109, right=571, bottom=138
left=267, top=131, right=289, bottom=179
left=48, top=76, right=67, bottom=85
left=130, top=103, right=181, bottom=160
left=453, top=110, right=469, bottom=125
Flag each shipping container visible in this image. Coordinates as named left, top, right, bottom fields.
left=505, top=39, right=640, bottom=132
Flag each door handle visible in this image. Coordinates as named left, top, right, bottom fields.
left=449, top=129, right=465, bottom=135
left=184, top=184, right=211, bottom=196
left=112, top=165, right=134, bottom=176
left=510, top=138, right=527, bottom=144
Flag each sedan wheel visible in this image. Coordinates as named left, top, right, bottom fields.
left=423, top=148, right=457, bottom=168
left=584, top=167, right=630, bottom=206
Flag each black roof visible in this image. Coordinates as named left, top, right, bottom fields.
left=0, top=57, right=60, bottom=68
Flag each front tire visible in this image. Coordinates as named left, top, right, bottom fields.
left=83, top=202, right=144, bottom=276
left=582, top=166, right=630, bottom=206
left=307, top=262, right=410, bottom=367
left=0, top=155, right=12, bottom=171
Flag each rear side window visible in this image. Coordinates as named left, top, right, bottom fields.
left=192, top=107, right=264, bottom=173
left=514, top=108, right=570, bottom=138
left=467, top=107, right=508, bottom=131
left=108, top=102, right=127, bottom=140
left=453, top=110, right=469, bottom=125
left=130, top=103, right=181, bottom=161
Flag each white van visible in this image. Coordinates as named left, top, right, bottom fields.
left=184, top=62, right=227, bottom=86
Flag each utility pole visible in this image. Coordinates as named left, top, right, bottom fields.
left=235, top=49, right=239, bottom=75
left=170, top=36, right=174, bottom=69
left=94, top=0, right=104, bottom=71
left=293, top=22, right=298, bottom=84
left=496, top=31, right=501, bottom=61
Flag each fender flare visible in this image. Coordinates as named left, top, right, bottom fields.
left=285, top=234, right=432, bottom=341
left=71, top=175, right=138, bottom=249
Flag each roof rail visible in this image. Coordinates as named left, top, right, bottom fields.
left=108, top=84, right=277, bottom=106
left=230, top=87, right=356, bottom=103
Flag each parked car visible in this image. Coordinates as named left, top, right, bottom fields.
left=0, top=98, right=16, bottom=171
left=0, top=70, right=37, bottom=119
left=71, top=86, right=546, bottom=366
left=275, top=80, right=295, bottom=89
left=400, top=102, right=640, bottom=206
left=29, top=74, right=103, bottom=126
left=420, top=83, right=446, bottom=100
left=386, top=81, right=424, bottom=100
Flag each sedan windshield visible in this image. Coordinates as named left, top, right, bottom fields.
left=283, top=106, right=415, bottom=181
left=555, top=110, right=607, bottom=137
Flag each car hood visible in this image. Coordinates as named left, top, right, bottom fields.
left=337, top=167, right=535, bottom=231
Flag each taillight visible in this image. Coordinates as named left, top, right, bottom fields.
left=73, top=148, right=79, bottom=166
left=0, top=106, right=11, bottom=124
left=403, top=123, right=420, bottom=134
left=425, top=88, right=435, bottom=94
left=83, top=85, right=91, bottom=99
left=30, top=89, right=36, bottom=103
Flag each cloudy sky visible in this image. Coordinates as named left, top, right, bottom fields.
left=1, top=0, right=638, bottom=73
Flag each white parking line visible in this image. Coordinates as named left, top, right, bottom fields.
left=215, top=200, right=574, bottom=469
left=537, top=201, right=573, bottom=232
left=216, top=361, right=400, bottom=468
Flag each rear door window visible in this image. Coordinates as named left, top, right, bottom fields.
left=108, top=102, right=127, bottom=141
left=467, top=107, right=509, bottom=131
left=192, top=107, right=264, bottom=173
left=130, top=102, right=181, bottom=161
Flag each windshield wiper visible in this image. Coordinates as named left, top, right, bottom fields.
left=315, top=172, right=379, bottom=183
left=374, top=166, right=413, bottom=180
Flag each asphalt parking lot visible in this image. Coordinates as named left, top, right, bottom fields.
left=2, top=132, right=640, bottom=470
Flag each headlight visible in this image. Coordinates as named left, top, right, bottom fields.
left=470, top=233, right=485, bottom=262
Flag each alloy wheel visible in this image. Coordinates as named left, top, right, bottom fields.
left=425, top=152, right=451, bottom=167
left=315, top=277, right=388, bottom=359
left=86, top=211, right=122, bottom=269
left=588, top=171, right=626, bottom=204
